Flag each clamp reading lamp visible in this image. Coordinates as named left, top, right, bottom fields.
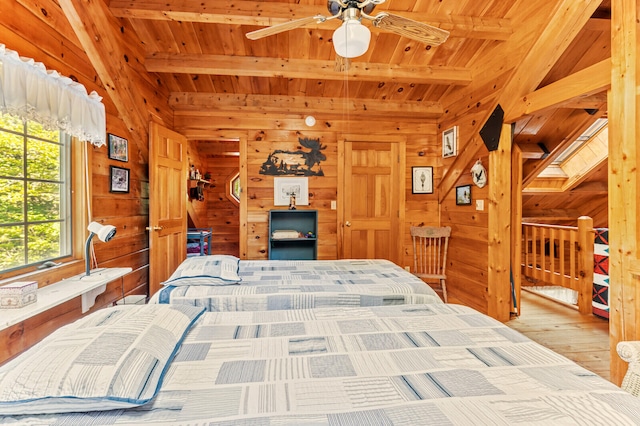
left=85, top=221, right=117, bottom=276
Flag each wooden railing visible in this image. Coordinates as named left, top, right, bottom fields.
left=521, top=216, right=594, bottom=314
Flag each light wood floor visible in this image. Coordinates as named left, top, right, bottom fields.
left=507, top=290, right=611, bottom=382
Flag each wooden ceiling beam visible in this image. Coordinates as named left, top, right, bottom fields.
left=146, top=53, right=472, bottom=86
left=172, top=111, right=436, bottom=138
left=561, top=92, right=608, bottom=110
left=58, top=0, right=152, bottom=147
left=506, top=59, right=611, bottom=122
left=522, top=182, right=608, bottom=195
left=109, top=0, right=512, bottom=41
left=169, top=92, right=442, bottom=119
left=522, top=209, right=582, bottom=221
left=519, top=143, right=550, bottom=159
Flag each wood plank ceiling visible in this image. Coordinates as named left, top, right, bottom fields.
left=108, top=0, right=611, bottom=186
left=108, top=0, right=514, bottom=118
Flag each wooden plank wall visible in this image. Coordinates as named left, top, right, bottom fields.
left=441, top=151, right=490, bottom=311
left=182, top=122, right=442, bottom=267
left=202, top=141, right=241, bottom=256
left=0, top=0, right=168, bottom=354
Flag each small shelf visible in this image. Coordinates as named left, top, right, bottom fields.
left=269, top=210, right=317, bottom=260
left=188, top=179, right=210, bottom=201
left=189, top=178, right=211, bottom=186
left=0, top=267, right=132, bottom=332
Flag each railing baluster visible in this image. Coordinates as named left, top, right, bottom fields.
left=521, top=219, right=593, bottom=314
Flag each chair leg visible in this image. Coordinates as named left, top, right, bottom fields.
left=441, top=279, right=448, bottom=303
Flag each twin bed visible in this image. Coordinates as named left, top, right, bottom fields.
left=1, top=255, right=639, bottom=424
left=151, top=257, right=443, bottom=310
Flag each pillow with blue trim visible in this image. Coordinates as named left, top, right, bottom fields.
left=162, top=254, right=241, bottom=286
left=0, top=303, right=204, bottom=415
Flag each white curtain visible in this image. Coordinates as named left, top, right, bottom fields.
left=0, top=44, right=106, bottom=147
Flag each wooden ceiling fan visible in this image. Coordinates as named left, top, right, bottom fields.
left=246, top=0, right=450, bottom=60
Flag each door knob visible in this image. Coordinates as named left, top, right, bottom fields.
left=345, top=221, right=351, bottom=227
left=146, top=226, right=163, bottom=231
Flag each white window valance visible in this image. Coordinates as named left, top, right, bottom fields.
left=0, top=44, right=106, bottom=147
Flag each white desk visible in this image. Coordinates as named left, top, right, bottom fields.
left=0, top=267, right=131, bottom=332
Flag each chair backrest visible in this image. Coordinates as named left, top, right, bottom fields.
left=410, top=226, right=451, bottom=277
left=617, top=341, right=640, bottom=397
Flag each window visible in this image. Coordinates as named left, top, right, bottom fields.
left=0, top=114, right=72, bottom=272
left=231, top=173, right=241, bottom=202
left=225, top=170, right=240, bottom=206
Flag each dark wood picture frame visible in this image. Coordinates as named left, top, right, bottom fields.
left=412, top=166, right=434, bottom=194
left=108, top=133, right=128, bottom=162
left=110, top=166, right=130, bottom=193
left=455, top=184, right=472, bottom=205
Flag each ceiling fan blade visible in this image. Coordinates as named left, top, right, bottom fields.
left=373, top=13, right=450, bottom=46
left=246, top=15, right=325, bottom=40
left=334, top=55, right=351, bottom=72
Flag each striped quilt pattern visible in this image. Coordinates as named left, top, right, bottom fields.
left=152, top=259, right=443, bottom=311
left=7, top=303, right=640, bottom=425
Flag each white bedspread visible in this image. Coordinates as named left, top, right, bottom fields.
left=5, top=303, right=639, bottom=425
left=150, top=259, right=443, bottom=310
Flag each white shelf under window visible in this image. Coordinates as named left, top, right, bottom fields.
left=0, top=267, right=131, bottom=332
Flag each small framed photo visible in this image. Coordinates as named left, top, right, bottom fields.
left=455, top=184, right=472, bottom=205
left=108, top=133, right=128, bottom=162
left=110, top=166, right=130, bottom=193
left=274, top=177, right=309, bottom=206
left=442, top=126, right=458, bottom=158
left=412, top=166, right=433, bottom=194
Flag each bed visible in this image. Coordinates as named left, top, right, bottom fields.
left=1, top=302, right=639, bottom=425
left=149, top=256, right=444, bottom=311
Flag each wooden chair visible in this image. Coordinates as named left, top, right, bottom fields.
left=410, top=226, right=451, bottom=302
left=617, top=341, right=640, bottom=396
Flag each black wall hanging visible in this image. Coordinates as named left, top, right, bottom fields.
left=260, top=137, right=326, bottom=176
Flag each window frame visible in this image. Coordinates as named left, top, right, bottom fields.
left=0, top=119, right=88, bottom=280
left=225, top=170, right=240, bottom=207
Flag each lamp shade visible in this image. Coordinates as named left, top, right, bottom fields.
left=332, top=19, right=371, bottom=58
left=85, top=222, right=117, bottom=276
left=87, top=221, right=116, bottom=242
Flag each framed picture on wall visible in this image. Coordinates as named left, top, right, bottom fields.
left=110, top=166, right=130, bottom=193
left=455, top=184, right=472, bottom=205
left=274, top=177, right=309, bottom=206
left=108, top=133, right=128, bottom=162
left=442, top=126, right=458, bottom=158
left=412, top=166, right=433, bottom=194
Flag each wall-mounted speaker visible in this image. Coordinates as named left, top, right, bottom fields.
left=480, top=104, right=504, bottom=151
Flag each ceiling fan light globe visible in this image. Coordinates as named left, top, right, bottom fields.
left=332, top=20, right=371, bottom=58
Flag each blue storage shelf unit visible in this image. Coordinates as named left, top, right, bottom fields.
left=269, top=210, right=317, bottom=260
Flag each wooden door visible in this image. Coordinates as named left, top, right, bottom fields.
left=339, top=137, right=405, bottom=264
left=148, top=122, right=188, bottom=296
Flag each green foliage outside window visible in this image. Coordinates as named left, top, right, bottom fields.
left=0, top=115, right=70, bottom=272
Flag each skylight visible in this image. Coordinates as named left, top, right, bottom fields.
left=552, top=118, right=608, bottom=165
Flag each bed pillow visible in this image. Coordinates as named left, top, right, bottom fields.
left=162, top=254, right=241, bottom=286
left=0, top=303, right=204, bottom=415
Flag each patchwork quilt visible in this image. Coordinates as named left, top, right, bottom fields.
left=151, top=259, right=443, bottom=311
left=5, top=303, right=639, bottom=425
